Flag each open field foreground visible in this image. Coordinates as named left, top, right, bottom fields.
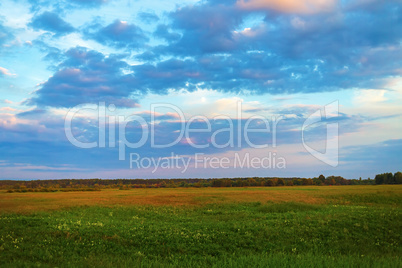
left=0, top=185, right=401, bottom=267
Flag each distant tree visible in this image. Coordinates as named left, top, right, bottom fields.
left=313, top=177, right=322, bottom=186
left=222, top=179, right=232, bottom=187
left=232, top=180, right=240, bottom=187
left=394, top=172, right=402, bottom=184
left=385, top=173, right=394, bottom=184
left=277, top=178, right=285, bottom=186
left=302, top=178, right=313, bottom=185
left=374, top=173, right=395, bottom=185
left=179, top=181, right=189, bottom=187
left=12, top=184, right=21, bottom=190
left=325, top=177, right=336, bottom=185
left=375, top=174, right=385, bottom=184
left=318, top=174, right=325, bottom=183
left=349, top=179, right=359, bottom=185
left=248, top=178, right=257, bottom=186
left=292, top=179, right=302, bottom=185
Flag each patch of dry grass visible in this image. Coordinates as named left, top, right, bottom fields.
left=0, top=185, right=401, bottom=213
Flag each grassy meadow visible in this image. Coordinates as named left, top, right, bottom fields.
left=0, top=185, right=401, bottom=267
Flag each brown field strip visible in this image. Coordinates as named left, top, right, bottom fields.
left=0, top=185, right=401, bottom=214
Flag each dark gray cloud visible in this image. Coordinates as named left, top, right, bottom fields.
left=29, top=11, right=75, bottom=35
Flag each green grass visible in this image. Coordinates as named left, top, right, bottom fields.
left=0, top=186, right=401, bottom=267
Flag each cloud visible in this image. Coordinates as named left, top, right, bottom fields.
left=0, top=21, right=15, bottom=46
left=26, top=47, right=139, bottom=108
left=130, top=52, right=342, bottom=95
left=354, top=89, right=387, bottom=104
left=32, top=40, right=65, bottom=65
left=19, top=0, right=402, bottom=105
left=134, top=111, right=181, bottom=121
left=0, top=100, right=375, bottom=178
left=340, top=139, right=402, bottom=176
left=132, top=58, right=205, bottom=94
left=69, top=0, right=108, bottom=8
left=84, top=19, right=148, bottom=49
left=164, top=2, right=244, bottom=55
left=29, top=11, right=75, bottom=35
left=17, top=108, right=47, bottom=118
left=0, top=99, right=13, bottom=104
left=129, top=0, right=402, bottom=95
left=0, top=67, right=16, bottom=77
left=138, top=12, right=159, bottom=24
left=0, top=107, right=17, bottom=112
left=28, top=0, right=108, bottom=12
left=153, top=24, right=181, bottom=42
left=236, top=0, right=337, bottom=14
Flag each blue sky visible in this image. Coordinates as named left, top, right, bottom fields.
left=0, top=0, right=401, bottom=180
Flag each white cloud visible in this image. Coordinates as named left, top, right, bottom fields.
left=353, top=89, right=387, bottom=104
left=0, top=67, right=16, bottom=77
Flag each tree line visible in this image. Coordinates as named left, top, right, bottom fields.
left=2, top=172, right=400, bottom=192
left=374, top=172, right=402, bottom=185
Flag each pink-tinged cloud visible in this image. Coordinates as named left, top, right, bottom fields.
left=0, top=107, right=17, bottom=112
left=0, top=99, right=13, bottom=104
left=236, top=0, right=337, bottom=14
left=0, top=67, right=16, bottom=77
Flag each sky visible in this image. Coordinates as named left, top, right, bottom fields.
left=0, top=0, right=401, bottom=180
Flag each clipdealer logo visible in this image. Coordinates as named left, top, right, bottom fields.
left=64, top=100, right=339, bottom=172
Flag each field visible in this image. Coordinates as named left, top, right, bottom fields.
left=0, top=185, right=401, bottom=267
